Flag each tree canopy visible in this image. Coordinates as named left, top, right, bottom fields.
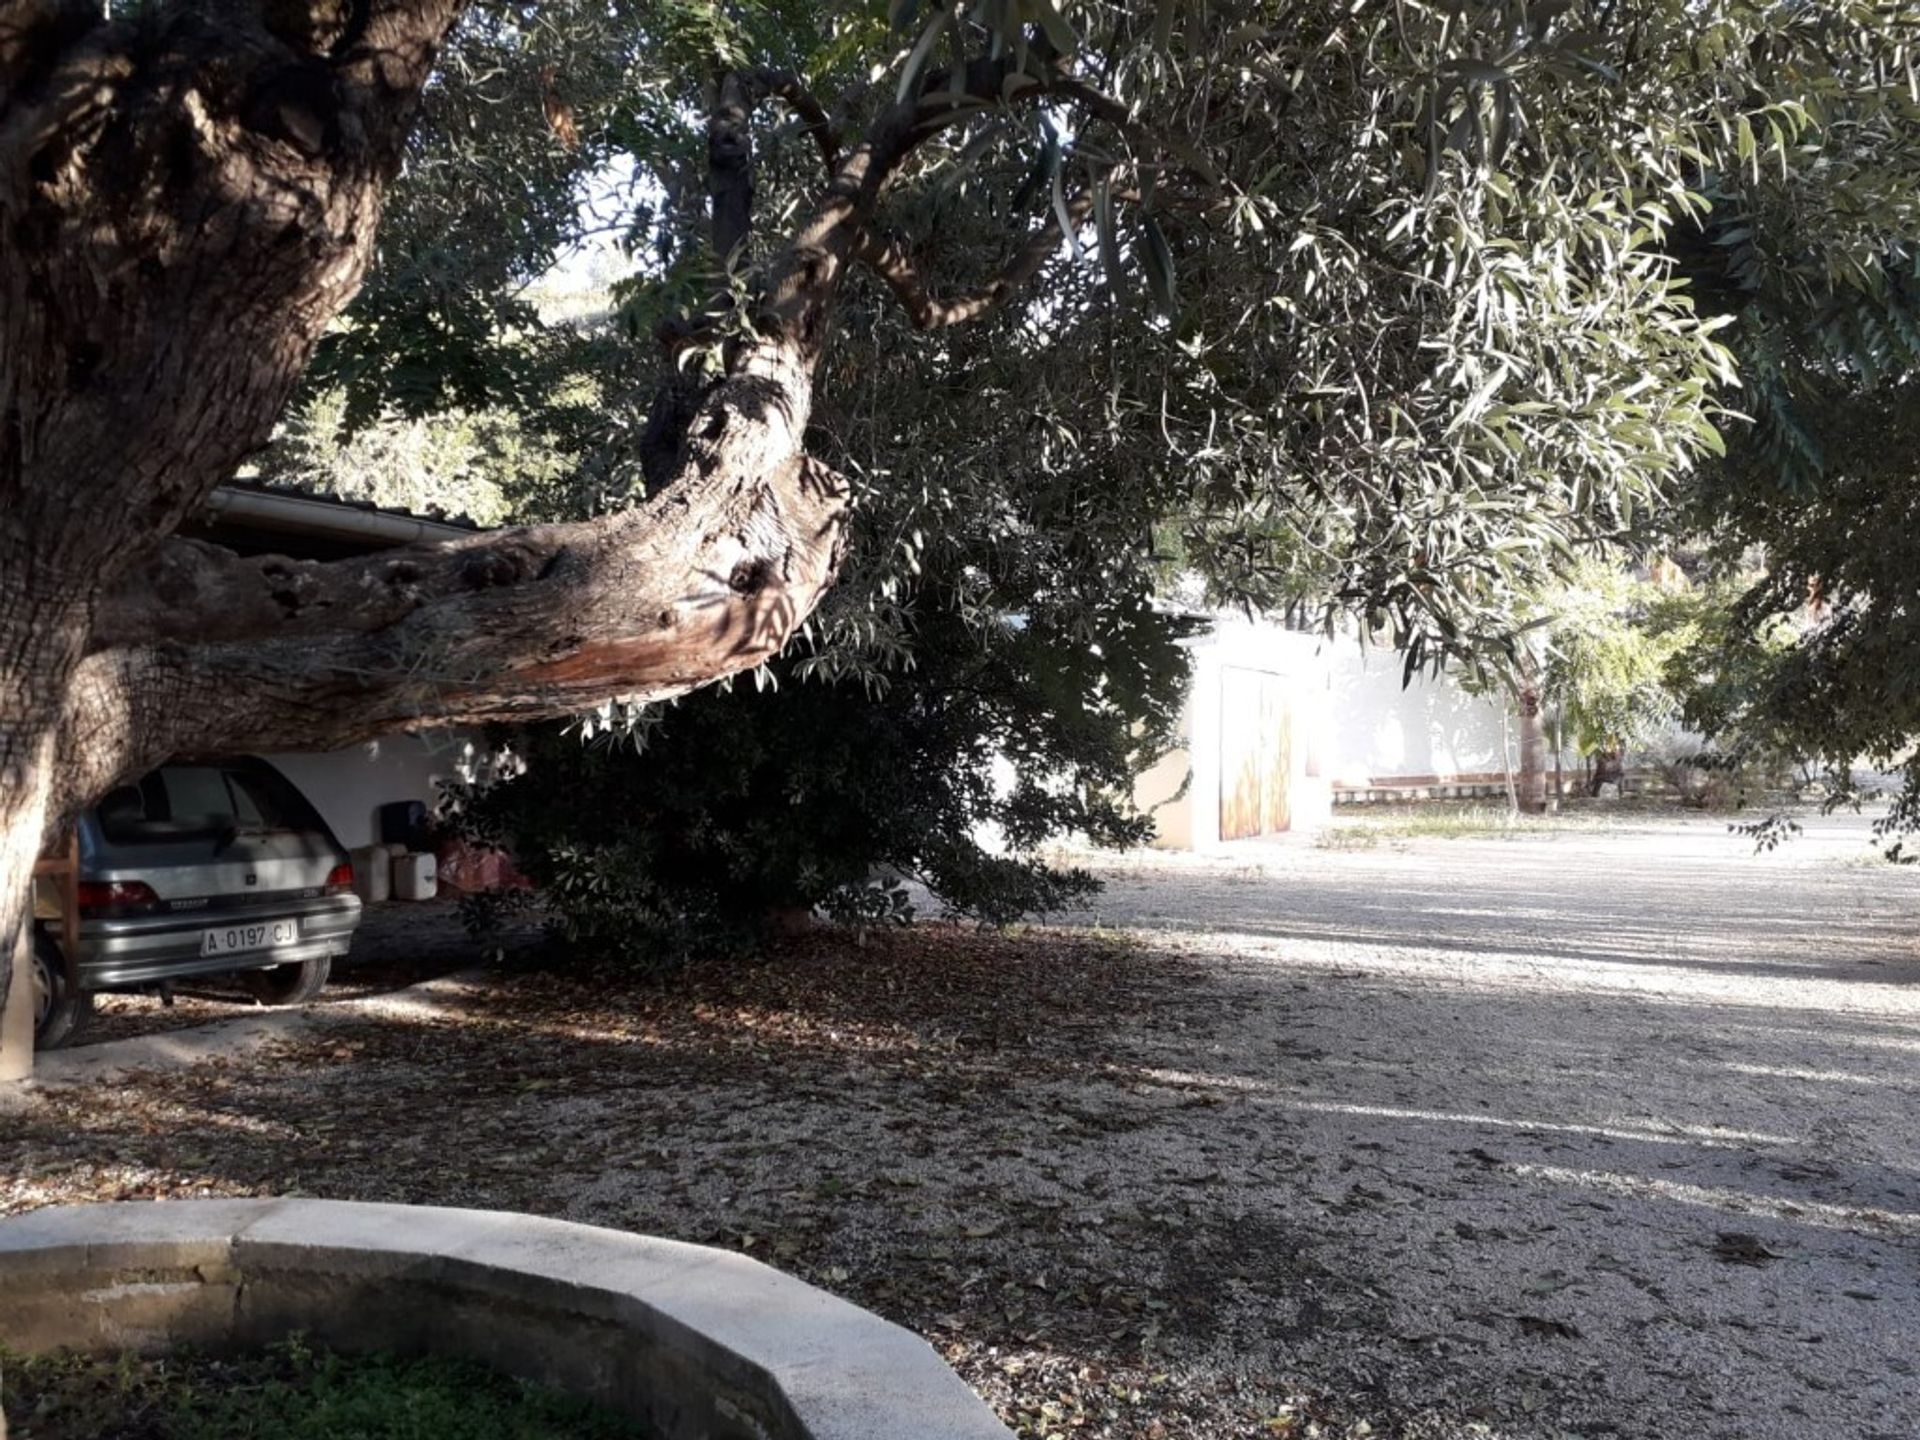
left=287, top=2, right=1920, bottom=682
left=296, top=1, right=1920, bottom=845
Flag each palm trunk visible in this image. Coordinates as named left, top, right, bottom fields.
left=1552, top=713, right=1565, bottom=811
left=1516, top=682, right=1547, bottom=815
left=1499, top=702, right=1520, bottom=814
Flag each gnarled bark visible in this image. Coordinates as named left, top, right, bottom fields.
left=0, top=2, right=1110, bottom=1064
left=0, top=579, right=73, bottom=1076
left=0, top=0, right=473, bottom=1057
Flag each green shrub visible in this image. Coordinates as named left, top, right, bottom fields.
left=447, top=592, right=1191, bottom=964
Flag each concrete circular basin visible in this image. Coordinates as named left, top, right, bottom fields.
left=0, top=1198, right=1012, bottom=1440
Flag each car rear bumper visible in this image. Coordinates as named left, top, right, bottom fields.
left=73, top=895, right=363, bottom=990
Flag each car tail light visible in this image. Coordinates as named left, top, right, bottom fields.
left=325, top=863, right=355, bottom=894
left=76, top=880, right=163, bottom=918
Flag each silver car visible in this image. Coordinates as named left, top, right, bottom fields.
left=31, top=757, right=363, bottom=1048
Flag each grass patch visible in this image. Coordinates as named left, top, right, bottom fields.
left=1312, top=825, right=1388, bottom=851
left=1321, top=804, right=1560, bottom=843
left=1319, top=799, right=1680, bottom=844
left=0, top=1336, right=649, bottom=1440
left=1822, top=849, right=1905, bottom=870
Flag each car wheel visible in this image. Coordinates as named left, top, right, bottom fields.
left=243, top=955, right=331, bottom=1006
left=30, top=928, right=92, bottom=1051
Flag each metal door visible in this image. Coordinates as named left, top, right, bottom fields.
left=1219, top=668, right=1293, bottom=839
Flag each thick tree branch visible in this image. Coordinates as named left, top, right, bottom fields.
left=708, top=69, right=755, bottom=265
left=64, top=53, right=946, bottom=773
left=848, top=59, right=1205, bottom=331
left=84, top=44, right=1096, bottom=689
left=331, top=0, right=471, bottom=162
left=67, top=452, right=852, bottom=789
left=90, top=447, right=845, bottom=663
left=660, top=60, right=1013, bottom=367
left=747, top=66, right=840, bottom=173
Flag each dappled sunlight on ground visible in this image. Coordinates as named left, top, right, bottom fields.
left=5, top=810, right=1919, bottom=1439
left=1506, top=1162, right=1920, bottom=1238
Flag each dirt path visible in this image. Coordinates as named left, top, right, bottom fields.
left=4, top=813, right=1917, bottom=1439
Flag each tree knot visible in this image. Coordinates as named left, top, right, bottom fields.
left=728, top=557, right=775, bottom=595
left=243, top=62, right=343, bottom=158
left=459, top=551, right=524, bottom=590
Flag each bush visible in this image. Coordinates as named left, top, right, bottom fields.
left=446, top=592, right=1191, bottom=965
left=1644, top=738, right=1795, bottom=811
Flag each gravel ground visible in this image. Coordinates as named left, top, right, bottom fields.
left=4, top=810, right=1917, bottom=1440
left=1059, top=809, right=1920, bottom=1439
left=66, top=899, right=517, bottom=1047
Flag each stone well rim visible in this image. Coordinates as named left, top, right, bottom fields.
left=0, top=1197, right=1011, bottom=1440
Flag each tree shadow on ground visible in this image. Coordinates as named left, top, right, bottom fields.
left=76, top=898, right=543, bottom=1046
left=7, top=915, right=1920, bottom=1440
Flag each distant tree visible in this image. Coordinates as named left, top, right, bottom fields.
left=1538, top=564, right=1688, bottom=794
left=1644, top=575, right=1812, bottom=804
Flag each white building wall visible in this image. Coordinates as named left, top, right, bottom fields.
left=267, top=733, right=479, bottom=850
left=1132, top=741, right=1194, bottom=849
left=1318, top=636, right=1511, bottom=787
left=1138, top=618, right=1334, bottom=849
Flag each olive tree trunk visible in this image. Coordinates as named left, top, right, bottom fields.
left=0, top=587, right=69, bottom=1077
left=0, top=1, right=1020, bottom=1066
left=0, top=0, right=861, bottom=1062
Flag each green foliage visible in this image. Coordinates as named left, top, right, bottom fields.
left=1632, top=4, right=1920, bottom=845
left=305, top=1, right=649, bottom=429
left=0, top=1336, right=647, bottom=1440
left=448, top=589, right=1193, bottom=962
left=1651, top=576, right=1808, bottom=779
left=295, top=0, right=1920, bottom=676
left=1670, top=72, right=1920, bottom=840
left=1539, top=563, right=1688, bottom=760
left=276, top=2, right=1920, bottom=873
left=1687, top=383, right=1920, bottom=843
left=1505, top=559, right=1816, bottom=806
left=253, top=387, right=577, bottom=527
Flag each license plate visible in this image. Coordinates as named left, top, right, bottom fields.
left=200, top=919, right=299, bottom=957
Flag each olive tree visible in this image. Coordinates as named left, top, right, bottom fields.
left=4, top=0, right=1914, bottom=1043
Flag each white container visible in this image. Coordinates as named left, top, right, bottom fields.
left=392, top=851, right=438, bottom=902
left=352, top=845, right=391, bottom=903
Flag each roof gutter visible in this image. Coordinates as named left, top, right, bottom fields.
left=204, top=487, right=475, bottom=548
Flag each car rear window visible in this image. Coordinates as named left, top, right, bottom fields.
left=97, top=764, right=323, bottom=845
